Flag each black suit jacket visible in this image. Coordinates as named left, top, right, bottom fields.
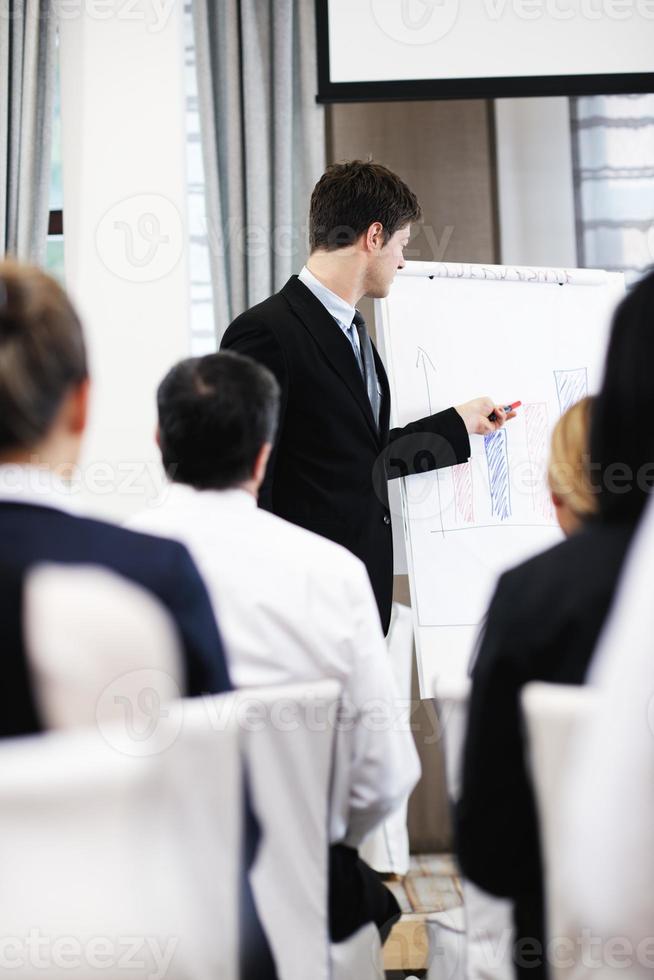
left=0, top=502, right=232, bottom=740
left=221, top=276, right=471, bottom=632
left=455, top=521, right=634, bottom=980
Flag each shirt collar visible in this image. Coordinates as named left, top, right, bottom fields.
left=0, top=464, right=82, bottom=515
left=299, top=265, right=356, bottom=330
left=165, top=482, right=257, bottom=510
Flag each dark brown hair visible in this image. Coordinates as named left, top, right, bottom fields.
left=309, top=160, right=421, bottom=251
left=590, top=267, right=654, bottom=525
left=0, top=261, right=88, bottom=452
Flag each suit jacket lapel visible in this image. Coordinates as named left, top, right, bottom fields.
left=281, top=277, right=381, bottom=442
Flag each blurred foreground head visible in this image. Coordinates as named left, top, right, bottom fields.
left=0, top=262, right=88, bottom=468
left=157, top=351, right=280, bottom=495
left=548, top=395, right=596, bottom=537
left=591, top=268, right=654, bottom=526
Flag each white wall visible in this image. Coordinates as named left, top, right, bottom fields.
left=495, top=97, right=578, bottom=269
left=59, top=1, right=190, bottom=521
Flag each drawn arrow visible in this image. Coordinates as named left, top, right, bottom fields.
left=416, top=346, right=437, bottom=414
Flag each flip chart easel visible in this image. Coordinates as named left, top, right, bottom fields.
left=375, top=261, right=625, bottom=695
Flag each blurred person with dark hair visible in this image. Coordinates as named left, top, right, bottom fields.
left=457, top=271, right=654, bottom=980
left=561, top=486, right=654, bottom=973
left=0, top=261, right=231, bottom=738
left=589, top=269, right=654, bottom=526
left=129, top=349, right=420, bottom=946
left=221, top=160, right=514, bottom=634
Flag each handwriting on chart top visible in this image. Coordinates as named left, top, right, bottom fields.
left=427, top=264, right=573, bottom=286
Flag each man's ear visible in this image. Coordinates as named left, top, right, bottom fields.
left=69, top=378, right=90, bottom=435
left=551, top=491, right=562, bottom=511
left=155, top=425, right=161, bottom=449
left=364, top=221, right=385, bottom=252
left=253, top=442, right=272, bottom=490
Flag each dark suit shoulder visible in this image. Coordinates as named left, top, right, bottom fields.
left=222, top=276, right=325, bottom=351
left=477, top=522, right=633, bottom=680
left=71, top=506, right=190, bottom=558
left=222, top=279, right=311, bottom=348
left=497, top=522, right=632, bottom=614
left=0, top=503, right=191, bottom=577
left=224, top=289, right=290, bottom=336
left=0, top=503, right=231, bottom=698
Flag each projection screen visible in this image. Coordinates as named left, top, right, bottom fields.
left=316, top=0, right=654, bottom=101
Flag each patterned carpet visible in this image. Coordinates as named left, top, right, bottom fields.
left=383, top=854, right=463, bottom=975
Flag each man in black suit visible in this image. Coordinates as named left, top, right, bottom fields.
left=0, top=260, right=232, bottom=739
left=222, top=160, right=512, bottom=633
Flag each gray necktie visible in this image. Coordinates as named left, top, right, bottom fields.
left=352, top=310, right=381, bottom=429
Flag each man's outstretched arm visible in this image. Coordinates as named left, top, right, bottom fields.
left=386, top=398, right=514, bottom=478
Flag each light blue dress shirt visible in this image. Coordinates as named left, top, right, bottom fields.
left=298, top=265, right=363, bottom=366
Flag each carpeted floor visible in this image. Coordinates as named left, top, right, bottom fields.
left=383, top=854, right=463, bottom=975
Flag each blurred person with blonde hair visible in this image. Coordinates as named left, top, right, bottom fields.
left=548, top=395, right=597, bottom=537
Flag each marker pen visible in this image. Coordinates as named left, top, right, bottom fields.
left=488, top=400, right=521, bottom=422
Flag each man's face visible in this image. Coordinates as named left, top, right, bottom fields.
left=365, top=225, right=411, bottom=299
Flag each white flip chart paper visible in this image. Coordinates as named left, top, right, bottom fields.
left=375, top=262, right=625, bottom=694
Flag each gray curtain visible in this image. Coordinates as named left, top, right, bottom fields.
left=192, top=0, right=325, bottom=337
left=0, top=0, right=57, bottom=264
left=571, top=95, right=654, bottom=285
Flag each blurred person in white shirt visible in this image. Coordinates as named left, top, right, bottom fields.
left=129, top=349, right=420, bottom=945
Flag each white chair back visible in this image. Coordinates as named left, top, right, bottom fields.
left=234, top=680, right=340, bottom=980
left=0, top=695, right=242, bottom=980
left=24, top=564, right=183, bottom=731
left=433, top=676, right=471, bottom=800
left=359, top=601, right=413, bottom=875
left=326, top=696, right=387, bottom=980
left=427, top=906, right=467, bottom=980
left=433, top=676, right=514, bottom=980
left=521, top=682, right=599, bottom=980
left=330, top=922, right=384, bottom=980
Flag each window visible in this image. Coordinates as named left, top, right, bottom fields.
left=45, top=59, right=63, bottom=281
left=185, top=1, right=215, bottom=355
left=572, top=94, right=654, bottom=285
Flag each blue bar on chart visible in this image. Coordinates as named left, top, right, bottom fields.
left=484, top=428, right=512, bottom=521
left=554, top=367, right=588, bottom=415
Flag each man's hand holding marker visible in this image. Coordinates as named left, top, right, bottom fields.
left=456, top=398, right=521, bottom=436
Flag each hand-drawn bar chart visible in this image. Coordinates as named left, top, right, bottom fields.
left=411, top=360, right=592, bottom=529
left=376, top=260, right=624, bottom=691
